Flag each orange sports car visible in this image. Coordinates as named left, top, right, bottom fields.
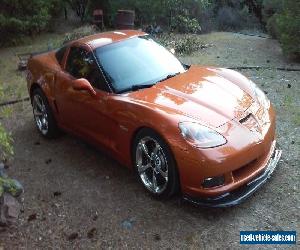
left=26, top=30, right=282, bottom=207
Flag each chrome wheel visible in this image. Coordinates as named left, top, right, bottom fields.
left=33, top=94, right=48, bottom=135
left=136, top=136, right=169, bottom=194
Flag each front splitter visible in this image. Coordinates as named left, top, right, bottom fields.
left=183, top=148, right=282, bottom=208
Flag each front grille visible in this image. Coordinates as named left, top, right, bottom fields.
left=232, top=159, right=258, bottom=180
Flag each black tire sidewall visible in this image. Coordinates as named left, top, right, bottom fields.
left=132, top=128, right=180, bottom=199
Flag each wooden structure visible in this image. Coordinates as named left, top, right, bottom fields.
left=93, top=9, right=104, bottom=29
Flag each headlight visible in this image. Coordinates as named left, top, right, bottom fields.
left=179, top=122, right=227, bottom=148
left=250, top=81, right=270, bottom=108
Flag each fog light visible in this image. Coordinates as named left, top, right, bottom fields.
left=202, top=176, right=225, bottom=188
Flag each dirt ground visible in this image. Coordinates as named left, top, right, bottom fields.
left=0, top=32, right=299, bottom=249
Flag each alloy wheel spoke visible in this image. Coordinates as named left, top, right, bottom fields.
left=42, top=120, right=48, bottom=129
left=33, top=95, right=49, bottom=134
left=136, top=137, right=169, bottom=195
left=138, top=163, right=151, bottom=173
left=34, top=96, right=43, bottom=111
left=151, top=143, right=160, bottom=157
left=140, top=142, right=151, bottom=160
left=33, top=109, right=43, bottom=116
left=158, top=168, right=168, bottom=180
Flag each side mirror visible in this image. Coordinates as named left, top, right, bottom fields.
left=73, top=78, right=96, bottom=97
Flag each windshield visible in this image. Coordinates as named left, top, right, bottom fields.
left=94, top=36, right=186, bottom=93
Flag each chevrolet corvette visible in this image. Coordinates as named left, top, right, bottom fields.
left=26, top=30, right=282, bottom=207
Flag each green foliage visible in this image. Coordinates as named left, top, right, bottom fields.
left=0, top=0, right=63, bottom=46
left=171, top=15, right=201, bottom=33
left=275, top=0, right=300, bottom=59
left=262, top=0, right=283, bottom=38
left=0, top=176, right=23, bottom=197
left=262, top=0, right=283, bottom=21
left=158, top=34, right=202, bottom=55
left=0, top=86, right=13, bottom=161
left=89, top=0, right=210, bottom=30
left=266, top=14, right=279, bottom=38
left=261, top=0, right=300, bottom=59
left=0, top=123, right=14, bottom=161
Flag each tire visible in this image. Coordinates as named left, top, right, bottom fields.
left=132, top=128, right=180, bottom=199
left=31, top=88, right=60, bottom=138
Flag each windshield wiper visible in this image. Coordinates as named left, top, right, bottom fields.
left=157, top=72, right=181, bottom=83
left=131, top=83, right=155, bottom=91
left=119, top=83, right=155, bottom=93
left=118, top=72, right=181, bottom=94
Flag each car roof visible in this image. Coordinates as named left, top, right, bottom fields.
left=75, top=30, right=147, bottom=49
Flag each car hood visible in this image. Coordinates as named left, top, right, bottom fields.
left=128, top=66, right=254, bottom=128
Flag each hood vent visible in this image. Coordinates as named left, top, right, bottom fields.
left=239, top=113, right=252, bottom=124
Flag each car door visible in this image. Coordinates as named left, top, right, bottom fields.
left=55, top=45, right=119, bottom=150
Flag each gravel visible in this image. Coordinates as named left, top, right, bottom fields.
left=0, top=32, right=299, bottom=249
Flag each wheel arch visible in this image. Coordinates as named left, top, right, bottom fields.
left=30, top=83, right=42, bottom=100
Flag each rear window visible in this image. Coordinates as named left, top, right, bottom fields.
left=55, top=46, right=67, bottom=66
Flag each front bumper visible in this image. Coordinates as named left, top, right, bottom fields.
left=183, top=148, right=282, bottom=207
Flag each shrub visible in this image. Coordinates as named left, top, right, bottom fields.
left=275, top=0, right=300, bottom=59
left=158, top=34, right=202, bottom=55
left=170, top=15, right=201, bottom=33
left=0, top=87, right=13, bottom=161
left=266, top=14, right=279, bottom=38
left=261, top=0, right=300, bottom=59
left=0, top=123, right=14, bottom=161
left=0, top=0, right=63, bottom=47
left=63, top=25, right=98, bottom=44
left=262, top=0, right=283, bottom=38
left=262, top=0, right=283, bottom=22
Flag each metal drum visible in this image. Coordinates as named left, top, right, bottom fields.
left=115, top=10, right=135, bottom=29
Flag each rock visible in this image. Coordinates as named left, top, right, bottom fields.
left=67, top=232, right=79, bottom=241
left=121, top=218, right=134, bottom=229
left=154, top=233, right=161, bottom=241
left=87, top=227, right=97, bottom=239
left=45, top=159, right=52, bottom=164
left=92, top=212, right=98, bottom=221
left=53, top=191, right=62, bottom=197
left=27, top=213, right=37, bottom=222
left=0, top=163, right=8, bottom=178
left=0, top=193, right=21, bottom=226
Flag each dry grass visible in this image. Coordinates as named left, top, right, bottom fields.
left=0, top=33, right=64, bottom=103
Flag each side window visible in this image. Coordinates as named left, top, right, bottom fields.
left=55, top=46, right=67, bottom=66
left=66, top=47, right=109, bottom=92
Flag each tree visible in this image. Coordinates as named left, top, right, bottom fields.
left=0, top=0, right=63, bottom=46
left=68, top=0, right=89, bottom=22
left=276, top=0, right=300, bottom=59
